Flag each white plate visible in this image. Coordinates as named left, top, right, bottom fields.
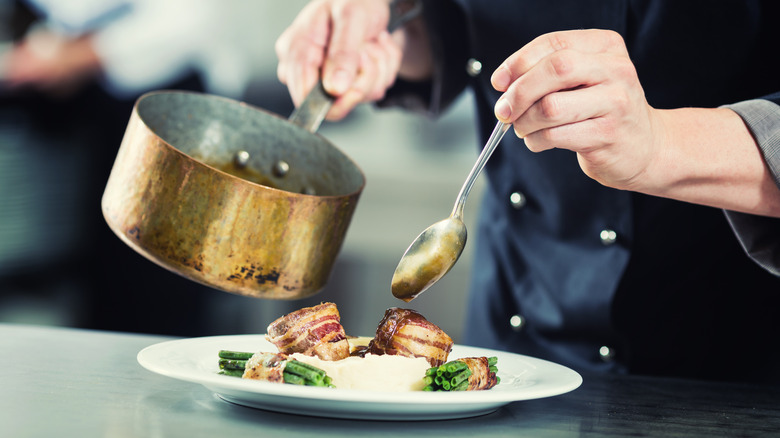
left=137, top=335, right=582, bottom=421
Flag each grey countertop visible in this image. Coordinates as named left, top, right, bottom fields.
left=2, top=323, right=778, bottom=437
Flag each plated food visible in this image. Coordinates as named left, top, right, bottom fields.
left=137, top=332, right=582, bottom=419
left=217, top=303, right=499, bottom=392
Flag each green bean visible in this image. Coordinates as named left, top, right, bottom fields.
left=284, top=360, right=326, bottom=384
left=219, top=359, right=248, bottom=371
left=282, top=371, right=305, bottom=385
left=450, top=369, right=471, bottom=387
left=218, top=350, right=254, bottom=360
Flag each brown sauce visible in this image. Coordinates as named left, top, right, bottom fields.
left=209, top=161, right=278, bottom=189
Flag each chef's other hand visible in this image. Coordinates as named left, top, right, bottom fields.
left=276, top=0, right=403, bottom=121
left=491, top=29, right=661, bottom=192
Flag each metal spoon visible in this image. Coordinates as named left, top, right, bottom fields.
left=391, top=120, right=511, bottom=301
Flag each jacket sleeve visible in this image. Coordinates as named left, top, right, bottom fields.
left=723, top=94, right=780, bottom=276
left=378, top=0, right=472, bottom=117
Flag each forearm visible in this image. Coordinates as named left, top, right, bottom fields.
left=645, top=107, right=780, bottom=218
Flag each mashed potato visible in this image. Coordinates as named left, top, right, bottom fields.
left=290, top=353, right=430, bottom=391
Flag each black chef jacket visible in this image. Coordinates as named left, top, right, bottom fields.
left=383, top=0, right=780, bottom=382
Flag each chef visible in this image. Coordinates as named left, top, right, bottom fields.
left=276, top=0, right=780, bottom=382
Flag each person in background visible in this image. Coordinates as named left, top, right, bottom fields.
left=1, top=0, right=252, bottom=98
left=276, top=0, right=780, bottom=382
left=0, top=0, right=262, bottom=335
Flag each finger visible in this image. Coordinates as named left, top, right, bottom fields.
left=523, top=116, right=635, bottom=190
left=491, top=29, right=626, bottom=92
left=278, top=44, right=324, bottom=107
left=512, top=83, right=613, bottom=139
left=275, top=4, right=330, bottom=106
left=327, top=50, right=379, bottom=120
left=522, top=116, right=612, bottom=153
left=275, top=27, right=295, bottom=85
left=288, top=43, right=327, bottom=107
left=495, top=49, right=617, bottom=123
left=325, top=32, right=402, bottom=119
left=322, top=0, right=388, bottom=96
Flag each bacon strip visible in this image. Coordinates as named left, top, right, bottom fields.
left=459, top=357, right=499, bottom=390
left=266, top=302, right=350, bottom=361
left=368, top=308, right=453, bottom=366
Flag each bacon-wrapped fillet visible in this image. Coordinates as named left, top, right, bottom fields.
left=242, top=352, right=288, bottom=382
left=367, top=307, right=453, bottom=366
left=266, top=302, right=350, bottom=361
left=423, top=356, right=499, bottom=391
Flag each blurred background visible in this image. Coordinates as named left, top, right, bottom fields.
left=0, top=0, right=482, bottom=342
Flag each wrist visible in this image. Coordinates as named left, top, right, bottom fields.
left=642, top=107, right=780, bottom=216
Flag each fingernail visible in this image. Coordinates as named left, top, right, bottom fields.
left=492, top=66, right=511, bottom=91
left=326, top=69, right=351, bottom=95
left=495, top=97, right=512, bottom=121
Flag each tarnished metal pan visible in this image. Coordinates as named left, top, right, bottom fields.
left=101, top=90, right=364, bottom=299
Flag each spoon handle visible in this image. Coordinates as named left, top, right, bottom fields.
left=451, top=121, right=511, bottom=218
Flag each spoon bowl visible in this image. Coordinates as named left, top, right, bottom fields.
left=391, top=121, right=510, bottom=301
left=391, top=216, right=467, bottom=302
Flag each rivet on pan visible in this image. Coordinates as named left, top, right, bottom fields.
left=272, top=160, right=290, bottom=177
left=234, top=150, right=250, bottom=168
left=302, top=186, right=317, bottom=196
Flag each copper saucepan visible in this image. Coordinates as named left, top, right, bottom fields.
left=101, top=1, right=421, bottom=299
left=101, top=90, right=364, bottom=299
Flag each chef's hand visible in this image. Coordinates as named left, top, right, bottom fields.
left=276, top=0, right=404, bottom=121
left=491, top=29, right=661, bottom=192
